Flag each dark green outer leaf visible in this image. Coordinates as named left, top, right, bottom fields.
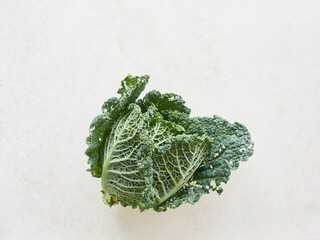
left=155, top=113, right=254, bottom=211
left=137, top=90, right=191, bottom=115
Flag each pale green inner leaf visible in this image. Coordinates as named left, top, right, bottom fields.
left=101, top=104, right=211, bottom=209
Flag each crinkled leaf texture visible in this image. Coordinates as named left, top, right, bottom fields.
left=85, top=75, right=254, bottom=212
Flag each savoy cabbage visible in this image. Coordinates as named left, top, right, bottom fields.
left=85, top=75, right=254, bottom=212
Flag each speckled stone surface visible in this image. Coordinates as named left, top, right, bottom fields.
left=1, top=1, right=320, bottom=239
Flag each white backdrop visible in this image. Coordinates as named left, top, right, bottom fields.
left=1, top=1, right=319, bottom=239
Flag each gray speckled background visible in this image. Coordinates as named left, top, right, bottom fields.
left=1, top=1, right=320, bottom=239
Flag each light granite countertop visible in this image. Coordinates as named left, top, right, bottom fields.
left=1, top=1, right=319, bottom=239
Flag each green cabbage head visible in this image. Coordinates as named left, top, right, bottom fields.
left=85, top=75, right=254, bottom=212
